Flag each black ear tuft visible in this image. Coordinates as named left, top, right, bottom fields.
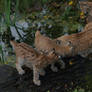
left=10, top=36, right=15, bottom=41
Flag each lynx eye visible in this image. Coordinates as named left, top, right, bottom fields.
left=56, top=40, right=61, bottom=45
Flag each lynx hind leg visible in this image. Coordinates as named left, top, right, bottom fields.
left=16, top=57, right=25, bottom=75
left=39, top=68, right=46, bottom=76
left=51, top=63, right=58, bottom=72
left=33, top=66, right=41, bottom=86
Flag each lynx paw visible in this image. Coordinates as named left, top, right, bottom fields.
left=18, top=70, right=25, bottom=75
left=33, top=80, right=41, bottom=86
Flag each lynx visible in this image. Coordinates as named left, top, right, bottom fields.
left=35, top=30, right=73, bottom=57
left=10, top=40, right=60, bottom=86
left=55, top=23, right=92, bottom=57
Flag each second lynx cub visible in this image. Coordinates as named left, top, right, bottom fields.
left=10, top=40, right=60, bottom=86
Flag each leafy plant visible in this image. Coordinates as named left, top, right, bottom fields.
left=4, top=0, right=11, bottom=26
left=73, top=88, right=90, bottom=92
left=0, top=45, right=4, bottom=64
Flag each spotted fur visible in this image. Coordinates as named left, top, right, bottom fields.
left=10, top=40, right=60, bottom=86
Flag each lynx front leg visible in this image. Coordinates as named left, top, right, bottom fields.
left=51, top=63, right=58, bottom=72
left=33, top=66, right=41, bottom=86
left=16, top=57, right=25, bottom=75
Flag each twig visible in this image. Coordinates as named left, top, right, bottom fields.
left=14, top=24, right=24, bottom=41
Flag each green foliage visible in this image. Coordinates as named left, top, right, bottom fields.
left=0, top=0, right=4, bottom=14
left=42, top=0, right=48, bottom=3
left=23, top=2, right=84, bottom=45
left=47, top=90, right=50, bottom=92
left=0, top=45, right=4, bottom=64
left=4, top=0, right=11, bottom=26
left=73, top=89, right=84, bottom=92
left=73, top=88, right=91, bottom=92
left=19, top=0, right=32, bottom=12
left=18, top=0, right=50, bottom=13
left=4, top=0, right=19, bottom=26
left=12, top=0, right=19, bottom=25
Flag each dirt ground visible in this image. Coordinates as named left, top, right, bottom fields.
left=0, top=55, right=91, bottom=92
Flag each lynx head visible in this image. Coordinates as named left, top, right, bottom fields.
left=47, top=48, right=60, bottom=60
left=55, top=39, right=73, bottom=57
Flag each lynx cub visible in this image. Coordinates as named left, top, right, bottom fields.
left=10, top=40, right=60, bottom=86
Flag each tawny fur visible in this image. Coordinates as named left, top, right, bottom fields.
left=83, top=22, right=92, bottom=31
left=55, top=24, right=92, bottom=57
left=10, top=40, right=60, bottom=86
left=35, top=30, right=73, bottom=57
